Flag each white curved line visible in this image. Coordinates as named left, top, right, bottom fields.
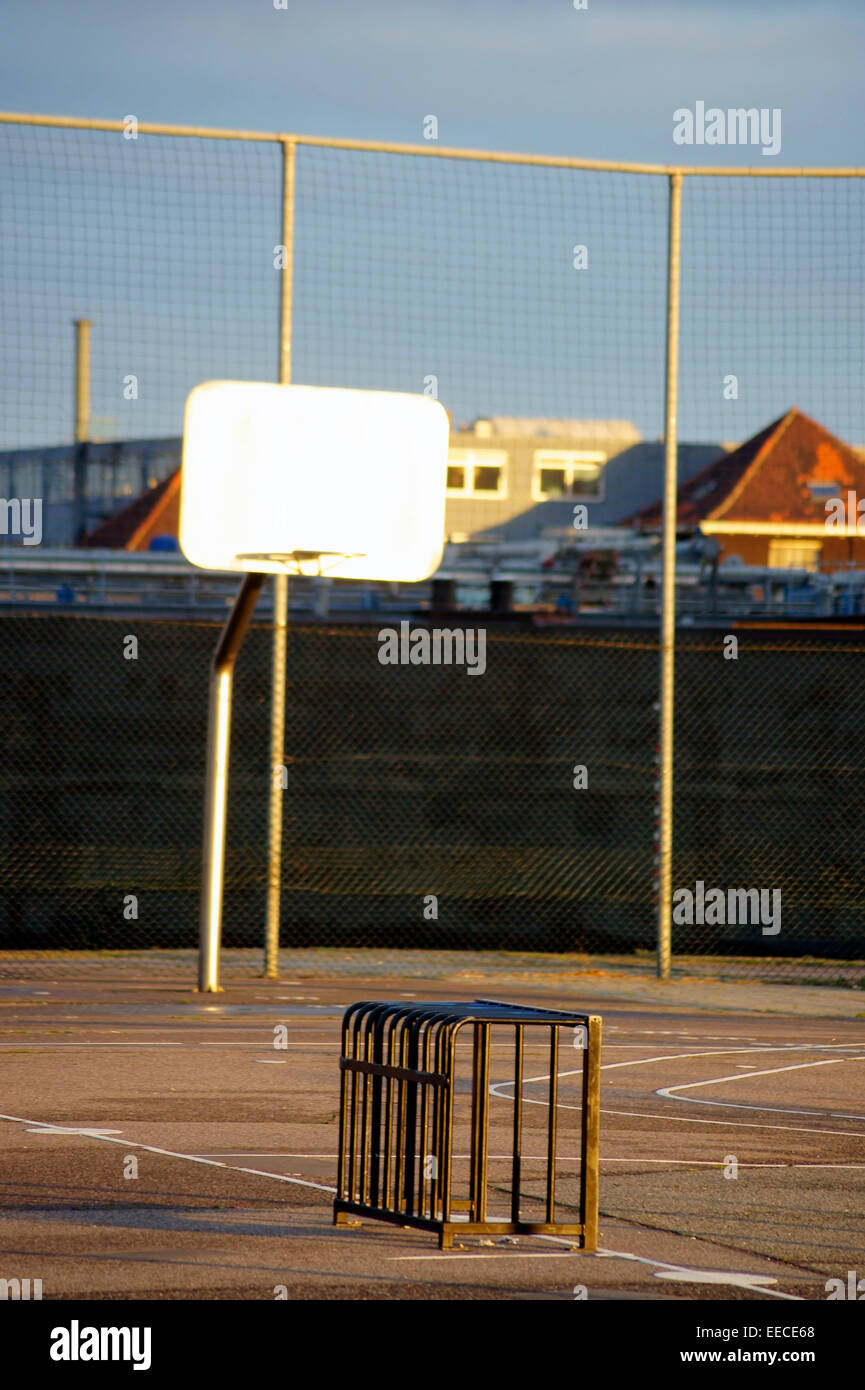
left=658, top=1059, right=840, bottom=1097
left=602, top=1106, right=865, bottom=1140
left=655, top=1057, right=865, bottom=1120
left=490, top=1047, right=765, bottom=1100
left=490, top=1043, right=865, bottom=1102
left=489, top=1046, right=865, bottom=1136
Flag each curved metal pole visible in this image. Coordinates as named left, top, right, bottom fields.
left=198, top=572, right=264, bottom=991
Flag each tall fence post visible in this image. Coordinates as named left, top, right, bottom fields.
left=73, top=318, right=91, bottom=543
left=657, top=170, right=683, bottom=982
left=74, top=318, right=91, bottom=443
left=264, top=135, right=296, bottom=979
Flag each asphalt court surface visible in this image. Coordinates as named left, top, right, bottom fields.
left=1, top=967, right=863, bottom=1301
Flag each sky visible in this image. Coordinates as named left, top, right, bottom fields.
left=1, top=0, right=863, bottom=450
left=4, top=0, right=863, bottom=165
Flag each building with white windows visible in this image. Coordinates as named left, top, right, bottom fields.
left=442, top=417, right=722, bottom=542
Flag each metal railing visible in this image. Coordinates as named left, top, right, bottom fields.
left=3, top=548, right=861, bottom=621
left=335, top=998, right=602, bottom=1250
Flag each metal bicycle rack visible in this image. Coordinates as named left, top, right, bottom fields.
left=334, top=998, right=601, bottom=1250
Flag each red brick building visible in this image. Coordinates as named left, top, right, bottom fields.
left=630, top=408, right=865, bottom=571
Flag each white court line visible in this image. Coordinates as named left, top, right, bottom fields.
left=658, top=1060, right=842, bottom=1093
left=529, top=1235, right=803, bottom=1300
left=1, top=1041, right=856, bottom=1296
left=190, top=1151, right=865, bottom=1170
left=489, top=1045, right=865, bottom=1135
left=390, top=1252, right=578, bottom=1262
left=390, top=1239, right=802, bottom=1299
left=655, top=1056, right=865, bottom=1120
left=0, top=1111, right=337, bottom=1196
left=602, top=1106, right=865, bottom=1140
left=596, top=1157, right=865, bottom=1168
left=491, top=1043, right=865, bottom=1100
left=26, top=1127, right=122, bottom=1136
left=536, top=1239, right=806, bottom=1301
left=0, top=1042, right=337, bottom=1050
left=0, top=1079, right=844, bottom=1300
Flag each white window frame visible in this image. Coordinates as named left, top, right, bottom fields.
left=531, top=450, right=606, bottom=503
left=767, top=539, right=822, bottom=572
left=446, top=449, right=508, bottom=499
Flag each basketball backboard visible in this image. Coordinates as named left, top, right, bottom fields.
left=179, top=382, right=449, bottom=581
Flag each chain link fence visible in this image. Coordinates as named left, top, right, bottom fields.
left=3, top=122, right=863, bottom=453
left=0, top=115, right=863, bottom=986
left=1, top=612, right=862, bottom=984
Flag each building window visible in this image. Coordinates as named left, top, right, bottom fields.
left=767, top=539, right=822, bottom=572
left=539, top=467, right=569, bottom=498
left=446, top=449, right=507, bottom=498
left=46, top=462, right=74, bottom=504
left=806, top=481, right=839, bottom=501
left=14, top=461, right=45, bottom=499
left=473, top=466, right=501, bottom=492
left=86, top=462, right=116, bottom=501
left=532, top=450, right=605, bottom=502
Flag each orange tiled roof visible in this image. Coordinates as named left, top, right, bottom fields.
left=629, top=409, right=864, bottom=531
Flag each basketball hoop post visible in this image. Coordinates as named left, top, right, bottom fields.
left=198, top=571, right=265, bottom=992
left=198, top=553, right=366, bottom=992
left=181, top=381, right=450, bottom=993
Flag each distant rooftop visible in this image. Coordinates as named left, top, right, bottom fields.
left=627, top=407, right=865, bottom=531
left=456, top=417, right=643, bottom=442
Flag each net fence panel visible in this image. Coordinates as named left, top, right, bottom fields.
left=0, top=616, right=655, bottom=962
left=1, top=615, right=863, bottom=984
left=0, top=118, right=863, bottom=986
left=0, top=124, right=281, bottom=450
left=669, top=172, right=865, bottom=985
left=276, top=624, right=656, bottom=951
left=292, top=146, right=668, bottom=432
left=679, top=175, right=865, bottom=446
left=673, top=632, right=865, bottom=975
